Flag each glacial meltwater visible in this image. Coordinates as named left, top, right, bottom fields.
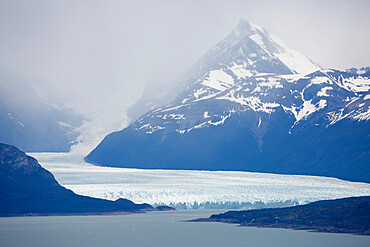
left=0, top=210, right=369, bottom=247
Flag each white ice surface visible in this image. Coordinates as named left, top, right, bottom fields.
left=249, top=33, right=264, bottom=47
left=296, top=99, right=327, bottom=122
left=353, top=106, right=370, bottom=121
left=30, top=152, right=370, bottom=209
left=343, top=76, right=370, bottom=93
left=269, top=34, right=320, bottom=75
left=202, top=70, right=235, bottom=91
left=70, top=105, right=129, bottom=155
left=229, top=62, right=253, bottom=79
left=310, top=76, right=329, bottom=85
left=217, top=92, right=280, bottom=114
left=317, top=87, right=333, bottom=97
left=326, top=109, right=352, bottom=126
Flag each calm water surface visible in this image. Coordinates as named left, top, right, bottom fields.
left=0, top=210, right=369, bottom=247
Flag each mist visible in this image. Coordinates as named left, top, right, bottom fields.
left=1, top=0, right=369, bottom=114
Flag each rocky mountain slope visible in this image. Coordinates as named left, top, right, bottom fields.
left=0, top=66, right=83, bottom=152
left=0, top=143, right=170, bottom=216
left=86, top=20, right=370, bottom=182
left=192, top=196, right=370, bottom=235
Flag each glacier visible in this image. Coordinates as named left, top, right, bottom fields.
left=31, top=152, right=370, bottom=209
left=70, top=104, right=130, bottom=155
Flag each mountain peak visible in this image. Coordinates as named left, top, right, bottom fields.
left=236, top=19, right=264, bottom=34
left=199, top=20, right=320, bottom=78
left=228, top=20, right=321, bottom=75
left=174, top=21, right=322, bottom=104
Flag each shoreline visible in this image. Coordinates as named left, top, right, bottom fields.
left=190, top=218, right=370, bottom=236
left=0, top=207, right=177, bottom=218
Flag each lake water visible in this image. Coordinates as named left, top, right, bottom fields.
left=0, top=210, right=369, bottom=247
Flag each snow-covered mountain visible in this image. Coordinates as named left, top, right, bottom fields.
left=86, top=20, right=370, bottom=182
left=127, top=20, right=321, bottom=121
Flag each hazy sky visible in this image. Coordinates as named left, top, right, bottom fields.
left=1, top=0, right=369, bottom=112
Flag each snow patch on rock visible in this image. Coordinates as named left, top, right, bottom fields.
left=202, top=70, right=235, bottom=91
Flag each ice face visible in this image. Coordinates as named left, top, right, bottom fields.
left=30, top=152, right=370, bottom=209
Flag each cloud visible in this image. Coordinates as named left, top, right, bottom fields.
left=0, top=0, right=369, bottom=112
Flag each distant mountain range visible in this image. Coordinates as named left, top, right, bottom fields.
left=192, top=196, right=370, bottom=235
left=0, top=66, right=83, bottom=152
left=0, top=143, right=174, bottom=216
left=86, top=20, right=370, bottom=182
